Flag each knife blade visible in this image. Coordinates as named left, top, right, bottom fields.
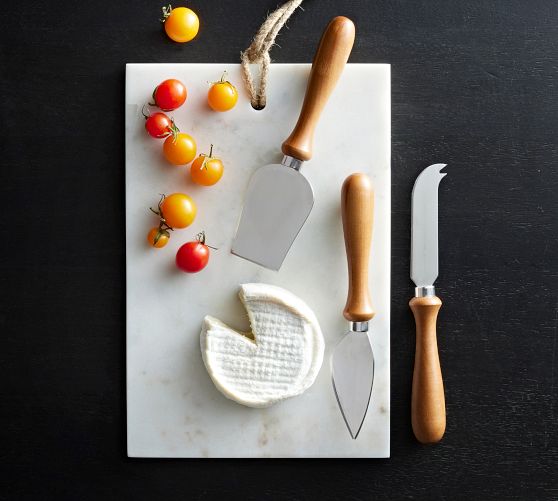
left=410, top=163, right=447, bottom=444
left=231, top=16, right=355, bottom=270
left=332, top=173, right=375, bottom=439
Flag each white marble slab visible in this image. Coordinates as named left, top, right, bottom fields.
left=126, top=63, right=390, bottom=457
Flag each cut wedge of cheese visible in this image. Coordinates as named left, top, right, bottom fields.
left=200, top=283, right=325, bottom=408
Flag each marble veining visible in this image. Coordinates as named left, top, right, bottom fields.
left=126, top=63, right=390, bottom=457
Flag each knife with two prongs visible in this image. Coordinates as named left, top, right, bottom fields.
left=410, top=163, right=448, bottom=444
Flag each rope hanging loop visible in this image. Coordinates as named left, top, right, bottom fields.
left=240, top=0, right=304, bottom=109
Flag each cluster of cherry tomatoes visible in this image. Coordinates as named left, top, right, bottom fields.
left=148, top=193, right=212, bottom=273
left=144, top=75, right=238, bottom=272
left=144, top=77, right=235, bottom=176
left=147, top=193, right=210, bottom=272
left=140, top=7, right=237, bottom=273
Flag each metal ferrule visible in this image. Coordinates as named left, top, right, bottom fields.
left=415, top=286, right=436, bottom=297
left=350, top=321, right=369, bottom=332
left=281, top=155, right=303, bottom=171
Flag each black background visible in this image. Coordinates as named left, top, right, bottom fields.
left=2, top=0, right=558, bottom=499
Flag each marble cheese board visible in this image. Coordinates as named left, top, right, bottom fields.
left=126, top=63, right=390, bottom=457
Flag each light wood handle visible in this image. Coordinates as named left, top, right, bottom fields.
left=341, top=173, right=374, bottom=322
left=281, top=16, right=355, bottom=161
left=410, top=295, right=446, bottom=443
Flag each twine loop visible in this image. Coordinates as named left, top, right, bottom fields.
left=240, top=0, right=304, bottom=109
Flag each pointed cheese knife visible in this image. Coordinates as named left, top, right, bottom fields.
left=410, top=163, right=448, bottom=444
left=232, top=16, right=355, bottom=270
left=332, top=173, right=375, bottom=439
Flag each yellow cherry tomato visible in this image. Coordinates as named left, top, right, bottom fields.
left=161, top=193, right=196, bottom=229
left=208, top=75, right=238, bottom=112
left=147, top=227, right=169, bottom=248
left=163, top=132, right=196, bottom=165
left=163, top=6, right=199, bottom=43
left=190, top=145, right=224, bottom=186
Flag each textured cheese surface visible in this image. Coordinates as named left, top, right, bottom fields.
left=200, top=283, right=325, bottom=408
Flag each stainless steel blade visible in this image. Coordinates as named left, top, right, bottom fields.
left=231, top=164, right=314, bottom=270
left=331, top=327, right=374, bottom=439
left=410, top=164, right=448, bottom=288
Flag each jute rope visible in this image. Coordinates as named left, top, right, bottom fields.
left=240, top=0, right=304, bottom=109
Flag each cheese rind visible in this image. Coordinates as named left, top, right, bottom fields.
left=200, top=283, right=325, bottom=408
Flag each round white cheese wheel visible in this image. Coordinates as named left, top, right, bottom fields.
left=200, top=283, right=324, bottom=408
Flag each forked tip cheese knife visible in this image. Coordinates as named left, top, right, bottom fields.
left=232, top=16, right=355, bottom=270
left=410, top=163, right=448, bottom=444
left=332, top=173, right=375, bottom=439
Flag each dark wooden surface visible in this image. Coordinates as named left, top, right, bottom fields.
left=2, top=0, right=557, bottom=499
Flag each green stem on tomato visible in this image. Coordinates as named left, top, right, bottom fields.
left=149, top=194, right=174, bottom=235
left=160, top=4, right=172, bottom=22
left=196, top=231, right=218, bottom=250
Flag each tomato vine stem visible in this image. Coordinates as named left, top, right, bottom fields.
left=168, top=118, right=180, bottom=142
left=160, top=4, right=173, bottom=22
left=149, top=194, right=175, bottom=234
left=196, top=231, right=218, bottom=250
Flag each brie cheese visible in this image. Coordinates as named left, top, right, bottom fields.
left=200, top=283, right=324, bottom=408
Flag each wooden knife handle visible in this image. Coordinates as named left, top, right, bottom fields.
left=281, top=16, right=355, bottom=161
left=410, top=295, right=446, bottom=443
left=341, top=173, right=375, bottom=322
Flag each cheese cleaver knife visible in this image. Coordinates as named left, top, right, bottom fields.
left=232, top=16, right=355, bottom=270
left=410, top=163, right=448, bottom=444
left=332, top=173, right=375, bottom=439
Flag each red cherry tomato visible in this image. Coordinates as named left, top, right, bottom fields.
left=144, top=111, right=173, bottom=138
left=176, top=232, right=211, bottom=273
left=152, top=79, right=187, bottom=111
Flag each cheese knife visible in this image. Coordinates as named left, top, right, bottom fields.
left=410, top=163, right=448, bottom=443
left=332, top=173, right=375, bottom=439
left=232, top=16, right=355, bottom=270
